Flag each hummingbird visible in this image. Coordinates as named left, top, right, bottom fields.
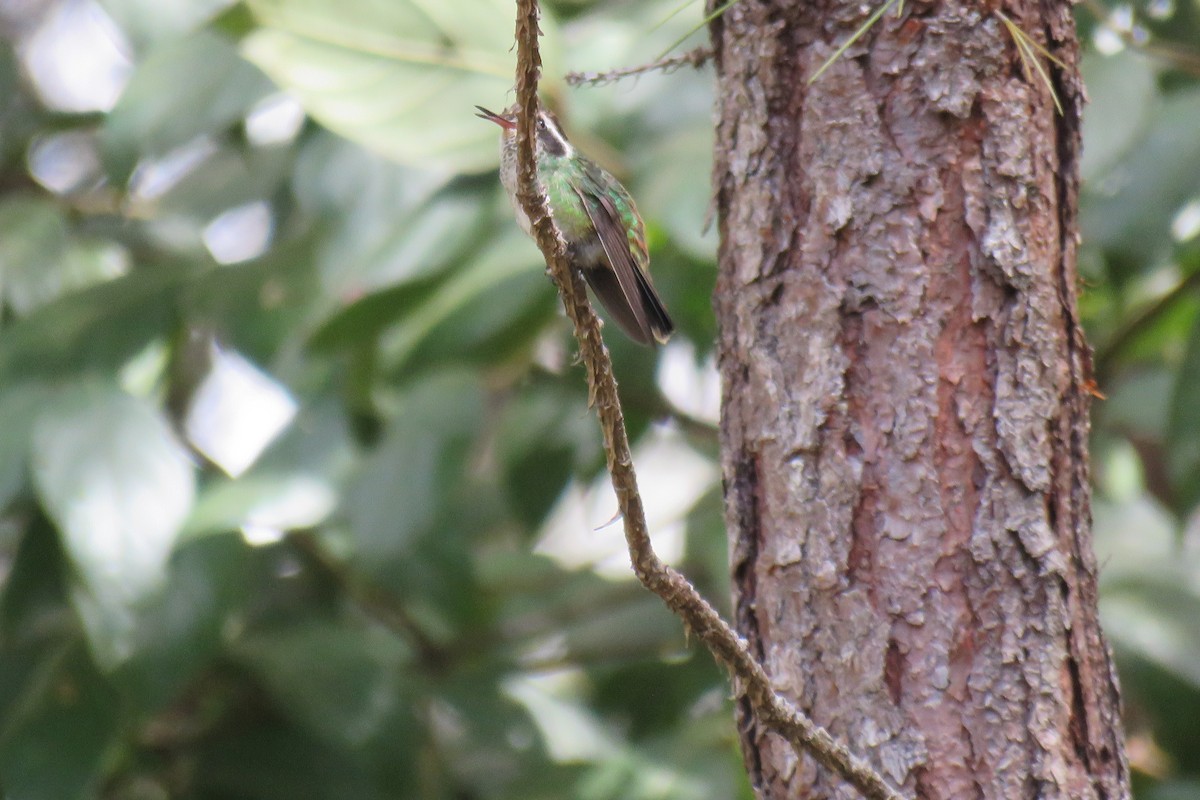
left=475, top=104, right=674, bottom=346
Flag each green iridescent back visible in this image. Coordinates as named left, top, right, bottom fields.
left=537, top=150, right=647, bottom=268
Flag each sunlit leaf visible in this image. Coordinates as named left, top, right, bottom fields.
left=184, top=472, right=339, bottom=537
left=31, top=383, right=196, bottom=666
left=242, top=0, right=560, bottom=173
left=0, top=199, right=127, bottom=317
left=1080, top=51, right=1159, bottom=182
left=101, top=30, right=274, bottom=180
left=99, top=0, right=236, bottom=49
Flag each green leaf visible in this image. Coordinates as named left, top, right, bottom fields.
left=1081, top=89, right=1200, bottom=268
left=591, top=655, right=726, bottom=739
left=1167, top=315, right=1200, bottom=510
left=1104, top=576, right=1200, bottom=690
left=0, top=644, right=120, bottom=800
left=309, top=271, right=449, bottom=351
left=0, top=198, right=67, bottom=314
left=1147, top=781, right=1200, bottom=800
left=1099, top=366, right=1174, bottom=444
left=0, top=46, right=43, bottom=165
left=31, top=383, right=196, bottom=666
left=315, top=181, right=498, bottom=299
left=0, top=199, right=128, bottom=318
left=388, top=266, right=557, bottom=379
left=101, top=29, right=275, bottom=179
left=184, top=232, right=321, bottom=365
left=230, top=620, right=411, bottom=746
left=0, top=518, right=71, bottom=645
left=0, top=521, right=74, bottom=736
left=682, top=485, right=731, bottom=603
left=427, top=663, right=556, bottom=793
left=342, top=372, right=485, bottom=570
left=375, top=229, right=548, bottom=375
left=242, top=0, right=559, bottom=174
left=113, top=533, right=254, bottom=711
left=150, top=144, right=292, bottom=230
left=1080, top=51, right=1159, bottom=182
left=636, top=123, right=714, bottom=262
left=291, top=130, right=449, bottom=216
left=99, top=0, right=237, bottom=50
left=0, top=264, right=187, bottom=383
left=183, top=472, right=339, bottom=538
left=496, top=381, right=598, bottom=528
left=195, top=720, right=393, bottom=800
left=559, top=593, right=686, bottom=665
left=0, top=383, right=52, bottom=510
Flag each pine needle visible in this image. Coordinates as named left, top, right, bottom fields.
left=996, top=10, right=1065, bottom=114
left=996, top=11, right=1067, bottom=69
left=808, top=0, right=899, bottom=85
left=656, top=0, right=743, bottom=61
left=649, top=0, right=701, bottom=35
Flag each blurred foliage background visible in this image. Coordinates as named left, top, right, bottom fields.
left=0, top=0, right=1197, bottom=797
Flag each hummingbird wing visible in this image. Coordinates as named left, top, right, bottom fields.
left=570, top=173, right=673, bottom=345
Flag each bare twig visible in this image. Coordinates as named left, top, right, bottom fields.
left=511, top=2, right=905, bottom=798
left=566, top=46, right=712, bottom=87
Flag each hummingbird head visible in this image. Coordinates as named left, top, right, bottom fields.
left=475, top=105, right=573, bottom=158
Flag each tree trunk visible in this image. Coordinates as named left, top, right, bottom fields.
left=710, top=2, right=1131, bottom=798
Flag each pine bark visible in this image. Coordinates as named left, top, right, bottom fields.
left=711, top=2, right=1131, bottom=798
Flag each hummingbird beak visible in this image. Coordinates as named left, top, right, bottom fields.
left=475, top=105, right=516, bottom=130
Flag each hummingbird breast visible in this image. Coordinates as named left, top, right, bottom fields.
left=498, top=145, right=533, bottom=236
left=499, top=147, right=600, bottom=248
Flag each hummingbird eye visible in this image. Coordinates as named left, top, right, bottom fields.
left=533, top=112, right=568, bottom=156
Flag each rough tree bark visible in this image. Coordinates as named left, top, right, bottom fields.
left=711, top=2, right=1131, bottom=798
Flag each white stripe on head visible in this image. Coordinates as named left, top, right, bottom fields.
left=538, top=111, right=573, bottom=157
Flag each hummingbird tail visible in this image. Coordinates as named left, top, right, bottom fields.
left=581, top=265, right=674, bottom=346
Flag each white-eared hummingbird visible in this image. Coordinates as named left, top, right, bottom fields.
left=476, top=104, right=674, bottom=346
